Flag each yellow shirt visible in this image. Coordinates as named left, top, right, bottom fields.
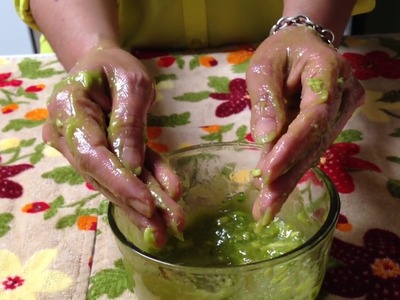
left=15, top=0, right=375, bottom=53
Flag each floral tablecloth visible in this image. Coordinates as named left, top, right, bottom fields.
left=0, top=34, right=400, bottom=300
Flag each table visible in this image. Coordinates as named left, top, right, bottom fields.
left=1, top=34, right=400, bottom=300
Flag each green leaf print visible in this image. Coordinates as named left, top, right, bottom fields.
left=231, top=60, right=250, bottom=73
left=0, top=213, right=14, bottom=238
left=208, top=76, right=230, bottom=93
left=387, top=156, right=400, bottom=164
left=176, top=56, right=185, bottom=69
left=387, top=179, right=400, bottom=199
left=42, top=166, right=85, bottom=185
left=377, top=90, right=400, bottom=103
left=334, top=129, right=363, bottom=143
left=236, top=125, right=248, bottom=142
left=18, top=58, right=64, bottom=79
left=154, top=73, right=177, bottom=83
left=201, top=123, right=234, bottom=142
left=44, top=196, right=65, bottom=220
left=16, top=87, right=39, bottom=100
left=30, top=143, right=45, bottom=164
left=87, top=259, right=134, bottom=300
left=2, top=119, right=45, bottom=132
left=189, top=56, right=200, bottom=70
left=148, top=112, right=190, bottom=127
left=173, top=91, right=210, bottom=102
left=56, top=214, right=78, bottom=229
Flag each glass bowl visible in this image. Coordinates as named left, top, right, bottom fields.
left=108, top=142, right=340, bottom=300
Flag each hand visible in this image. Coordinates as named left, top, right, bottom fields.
left=246, top=26, right=365, bottom=225
left=43, top=47, right=185, bottom=247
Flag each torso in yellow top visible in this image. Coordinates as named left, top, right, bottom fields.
left=15, top=0, right=375, bottom=53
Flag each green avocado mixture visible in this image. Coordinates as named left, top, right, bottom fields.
left=152, top=195, right=305, bottom=267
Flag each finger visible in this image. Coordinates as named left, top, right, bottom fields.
left=144, top=148, right=183, bottom=200
left=47, top=86, right=156, bottom=217
left=256, top=50, right=345, bottom=186
left=246, top=44, right=287, bottom=145
left=107, top=63, right=155, bottom=175
left=140, top=168, right=186, bottom=240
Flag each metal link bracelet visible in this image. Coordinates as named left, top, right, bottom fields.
left=270, top=15, right=335, bottom=46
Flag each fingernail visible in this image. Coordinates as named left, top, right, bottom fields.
left=254, top=208, right=272, bottom=233
left=143, top=227, right=158, bottom=249
left=133, top=166, right=142, bottom=176
left=169, top=222, right=185, bottom=241
left=253, top=118, right=277, bottom=144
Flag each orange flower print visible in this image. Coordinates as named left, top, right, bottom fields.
left=336, top=214, right=352, bottom=232
left=1, top=104, right=19, bottom=114
left=227, top=48, right=254, bottom=65
left=24, top=108, right=48, bottom=121
left=199, top=55, right=218, bottom=67
left=200, top=125, right=221, bottom=133
left=25, top=84, right=45, bottom=93
left=21, top=201, right=50, bottom=213
left=77, top=215, right=97, bottom=231
left=146, top=127, right=169, bottom=153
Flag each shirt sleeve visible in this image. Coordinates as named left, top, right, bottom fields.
left=353, top=0, right=376, bottom=15
left=14, top=0, right=40, bottom=32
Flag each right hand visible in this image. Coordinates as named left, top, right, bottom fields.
left=43, top=46, right=186, bottom=248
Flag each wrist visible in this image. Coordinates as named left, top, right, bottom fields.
left=270, top=15, right=335, bottom=48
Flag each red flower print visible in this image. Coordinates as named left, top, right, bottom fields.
left=245, top=132, right=254, bottom=142
left=209, top=78, right=251, bottom=118
left=25, top=84, right=45, bottom=93
left=21, top=201, right=50, bottom=213
left=157, top=56, right=176, bottom=68
left=318, top=143, right=381, bottom=193
left=85, top=182, right=97, bottom=191
left=0, top=72, right=23, bottom=88
left=323, top=228, right=400, bottom=299
left=343, top=50, right=400, bottom=80
left=2, top=276, right=25, bottom=290
left=0, top=156, right=33, bottom=199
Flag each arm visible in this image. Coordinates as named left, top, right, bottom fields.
left=30, top=0, right=120, bottom=70
left=282, top=0, right=356, bottom=47
left=31, top=0, right=185, bottom=248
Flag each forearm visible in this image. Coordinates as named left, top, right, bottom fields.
left=30, top=0, right=120, bottom=70
left=282, top=0, right=356, bottom=46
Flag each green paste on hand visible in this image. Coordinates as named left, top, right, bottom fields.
left=307, top=77, right=329, bottom=102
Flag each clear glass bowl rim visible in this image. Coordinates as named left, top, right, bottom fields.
left=108, top=142, right=340, bottom=272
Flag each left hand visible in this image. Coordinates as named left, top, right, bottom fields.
left=246, top=25, right=365, bottom=224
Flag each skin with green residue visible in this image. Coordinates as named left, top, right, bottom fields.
left=62, top=70, right=103, bottom=89
left=307, top=77, right=329, bottom=102
left=143, top=227, right=157, bottom=248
